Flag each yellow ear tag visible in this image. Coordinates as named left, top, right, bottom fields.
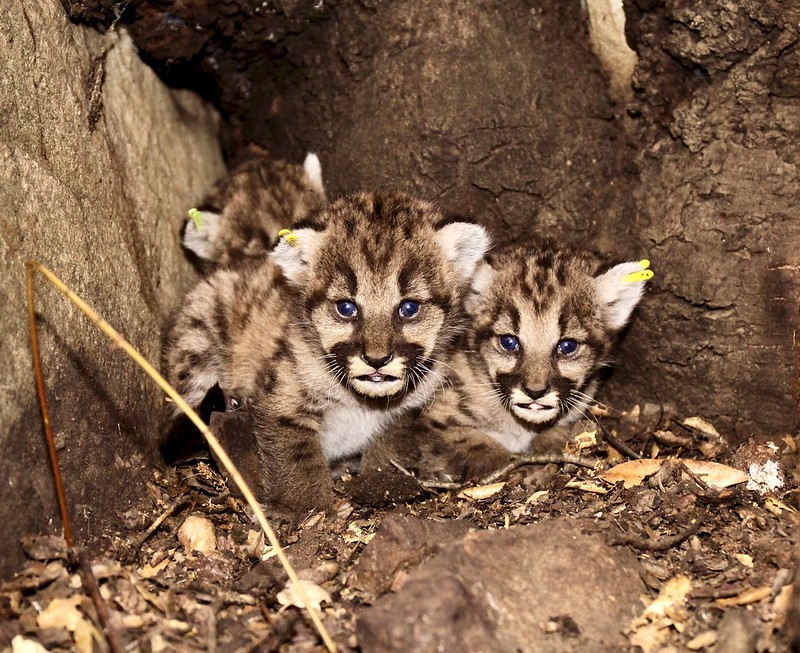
left=188, top=208, right=204, bottom=230
left=622, top=269, right=654, bottom=283
left=278, top=228, right=299, bottom=247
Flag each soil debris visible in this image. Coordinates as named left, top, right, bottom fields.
left=1, top=409, right=797, bottom=651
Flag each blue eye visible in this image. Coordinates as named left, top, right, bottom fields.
left=557, top=339, right=579, bottom=356
left=335, top=300, right=358, bottom=319
left=499, top=334, right=520, bottom=352
left=399, top=300, right=420, bottom=319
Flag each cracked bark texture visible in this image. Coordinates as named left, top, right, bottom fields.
left=616, top=0, right=800, bottom=436
left=245, top=0, right=799, bottom=437
left=247, top=0, right=636, bottom=254
left=0, top=0, right=224, bottom=576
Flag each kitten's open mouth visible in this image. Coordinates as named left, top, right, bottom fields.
left=516, top=401, right=547, bottom=411
left=511, top=400, right=558, bottom=424
left=357, top=373, right=400, bottom=384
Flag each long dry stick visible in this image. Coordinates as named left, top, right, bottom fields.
left=28, top=264, right=123, bottom=653
left=26, top=265, right=73, bottom=547
left=76, top=549, right=125, bottom=653
left=26, top=262, right=337, bottom=653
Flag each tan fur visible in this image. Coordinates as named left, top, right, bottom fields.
left=164, top=191, right=490, bottom=518
left=366, top=239, right=649, bottom=481
left=182, top=153, right=326, bottom=267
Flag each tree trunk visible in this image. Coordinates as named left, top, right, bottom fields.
left=619, top=0, right=800, bottom=437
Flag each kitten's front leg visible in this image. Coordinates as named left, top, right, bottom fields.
left=252, top=402, right=335, bottom=521
left=362, top=420, right=514, bottom=484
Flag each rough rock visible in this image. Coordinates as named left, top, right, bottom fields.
left=613, top=0, right=800, bottom=437
left=247, top=0, right=634, bottom=255
left=351, top=515, right=472, bottom=596
left=0, top=0, right=224, bottom=576
left=357, top=519, right=644, bottom=652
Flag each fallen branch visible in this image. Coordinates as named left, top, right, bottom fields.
left=480, top=453, right=598, bottom=485
left=417, top=453, right=599, bottom=491
left=130, top=493, right=191, bottom=552
left=598, top=422, right=642, bottom=460
left=610, top=517, right=703, bottom=551
left=26, top=262, right=337, bottom=653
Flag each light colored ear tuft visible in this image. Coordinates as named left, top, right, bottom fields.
left=595, top=261, right=651, bottom=330
left=464, top=261, right=495, bottom=313
left=303, top=153, right=325, bottom=196
left=434, top=222, right=491, bottom=281
left=271, top=227, right=323, bottom=286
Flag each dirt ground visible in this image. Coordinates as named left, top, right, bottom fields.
left=2, top=406, right=798, bottom=652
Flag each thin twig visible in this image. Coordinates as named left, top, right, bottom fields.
left=418, top=480, right=462, bottom=491
left=75, top=549, right=124, bottom=653
left=610, top=517, right=703, bottom=551
left=26, top=263, right=73, bottom=547
left=131, top=494, right=190, bottom=551
left=480, top=453, right=598, bottom=485
left=418, top=453, right=599, bottom=491
left=675, top=461, right=734, bottom=503
left=598, top=422, right=642, bottom=460
left=27, top=262, right=337, bottom=653
left=388, top=459, right=414, bottom=477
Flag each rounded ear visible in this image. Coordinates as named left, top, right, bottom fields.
left=302, top=152, right=325, bottom=197
left=271, top=228, right=324, bottom=286
left=594, top=261, right=652, bottom=330
left=182, top=210, right=221, bottom=261
left=464, top=261, right=495, bottom=313
left=434, top=221, right=492, bottom=281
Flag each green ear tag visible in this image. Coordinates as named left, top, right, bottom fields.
left=188, top=208, right=204, bottom=230
left=278, top=228, right=299, bottom=247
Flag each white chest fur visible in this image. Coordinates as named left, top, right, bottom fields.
left=319, top=403, right=396, bottom=461
left=485, top=417, right=537, bottom=453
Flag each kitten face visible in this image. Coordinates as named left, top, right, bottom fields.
left=470, top=242, right=648, bottom=426
left=273, top=192, right=490, bottom=401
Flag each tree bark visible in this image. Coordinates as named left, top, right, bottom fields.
left=618, top=0, right=800, bottom=437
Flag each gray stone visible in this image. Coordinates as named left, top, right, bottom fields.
left=0, top=0, right=224, bottom=576
left=352, top=515, right=472, bottom=596
left=357, top=519, right=644, bottom=653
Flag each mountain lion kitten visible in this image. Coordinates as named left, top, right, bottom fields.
left=182, top=152, right=325, bottom=267
left=164, top=191, right=490, bottom=516
left=364, top=239, right=651, bottom=480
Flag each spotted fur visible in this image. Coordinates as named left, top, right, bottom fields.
left=164, top=191, right=490, bottom=517
left=182, top=153, right=326, bottom=267
left=365, top=239, right=650, bottom=480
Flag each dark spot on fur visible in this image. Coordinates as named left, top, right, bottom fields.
left=189, top=317, right=208, bottom=332
left=398, top=260, right=420, bottom=297
left=213, top=294, right=229, bottom=345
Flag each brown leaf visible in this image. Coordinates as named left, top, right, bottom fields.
left=277, top=580, right=332, bottom=611
left=601, top=459, right=748, bottom=489
left=458, top=482, right=505, bottom=500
